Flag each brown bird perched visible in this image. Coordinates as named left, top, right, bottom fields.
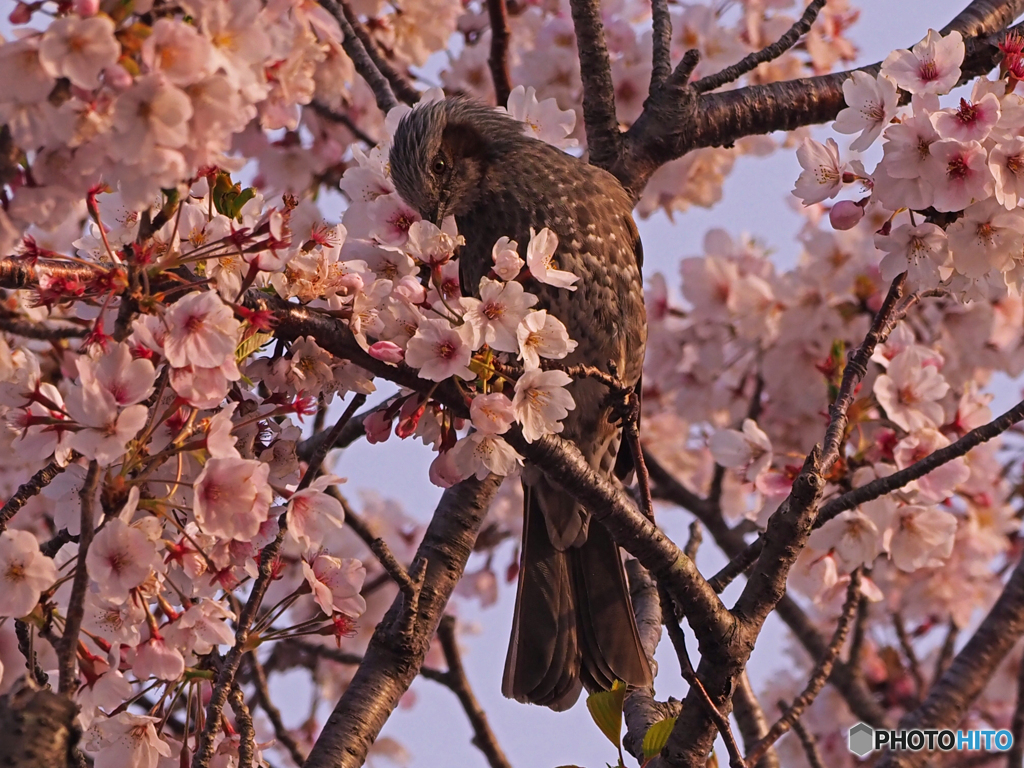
left=389, top=97, right=651, bottom=709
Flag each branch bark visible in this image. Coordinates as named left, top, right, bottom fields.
left=878, top=553, right=1024, bottom=767
left=302, top=475, right=502, bottom=768
left=567, top=0, right=622, bottom=169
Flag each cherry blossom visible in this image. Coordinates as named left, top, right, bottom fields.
left=924, top=139, right=993, bottom=212
left=405, top=319, right=476, bottom=382
left=86, top=518, right=163, bottom=601
left=833, top=72, right=898, bottom=151
left=933, top=94, right=1001, bottom=143
left=707, top=418, right=773, bottom=482
left=876, top=222, right=950, bottom=288
left=873, top=347, right=949, bottom=431
left=303, top=553, right=367, bottom=616
left=492, top=236, right=525, bottom=281
left=288, top=475, right=347, bottom=550
left=889, top=505, right=958, bottom=572
left=87, top=712, right=172, bottom=768
left=517, top=310, right=577, bottom=369
left=0, top=529, right=58, bottom=617
left=462, top=277, right=538, bottom=353
left=948, top=199, right=1024, bottom=278
left=894, top=428, right=970, bottom=502
left=792, top=138, right=845, bottom=205
left=512, top=368, right=575, bottom=443
left=164, top=290, right=242, bottom=369
left=470, top=393, right=516, bottom=435
left=989, top=136, right=1024, bottom=208
left=193, top=457, right=273, bottom=540
left=64, top=383, right=149, bottom=466
left=503, top=85, right=578, bottom=149
left=880, top=29, right=964, bottom=95
left=38, top=15, right=120, bottom=90
left=450, top=432, right=523, bottom=480
left=807, top=510, right=883, bottom=571
left=525, top=228, right=578, bottom=290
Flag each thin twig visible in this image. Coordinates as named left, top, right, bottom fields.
left=301, top=393, right=367, bottom=491
left=660, top=586, right=744, bottom=768
left=0, top=314, right=85, bottom=340
left=328, top=487, right=411, bottom=588
left=434, top=616, right=513, bottom=768
left=693, top=0, right=827, bottom=94
left=486, top=0, right=513, bottom=105
left=787, top=709, right=827, bottom=768
left=339, top=0, right=420, bottom=106
left=249, top=655, right=307, bottom=766
left=893, top=612, right=925, bottom=702
left=744, top=570, right=862, bottom=765
left=57, top=460, right=99, bottom=695
left=935, top=620, right=959, bottom=681
left=16, top=619, right=48, bottom=687
left=684, top=520, right=702, bottom=561
left=310, top=101, right=380, bottom=146
left=0, top=461, right=65, bottom=533
left=317, top=0, right=399, bottom=113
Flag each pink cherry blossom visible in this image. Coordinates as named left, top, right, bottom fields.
left=517, top=310, right=577, bottom=369
left=462, top=277, right=538, bottom=354
left=989, top=136, right=1024, bottom=208
left=808, top=510, right=883, bottom=571
left=193, top=457, right=273, bottom=541
left=876, top=222, right=950, bottom=288
left=880, top=29, right=964, bottom=95
left=874, top=347, right=949, bottom=432
left=38, top=15, right=120, bottom=90
left=829, top=200, right=864, bottom=231
left=162, top=599, right=236, bottom=656
left=140, top=18, right=214, bottom=87
left=64, top=383, right=149, bottom=466
left=164, top=290, right=242, bottom=369
left=894, top=428, right=971, bottom=502
left=404, top=319, right=476, bottom=381
left=833, top=72, right=898, bottom=151
left=889, top=505, right=958, bottom=572
left=0, top=529, right=58, bottom=617
left=450, top=432, right=523, bottom=479
left=131, top=636, right=185, bottom=680
left=492, top=236, right=525, bottom=281
left=406, top=220, right=463, bottom=268
left=77, top=342, right=156, bottom=407
left=923, top=139, right=993, bottom=212
left=503, top=85, right=578, bottom=149
left=470, top=392, right=516, bottom=435
left=948, top=199, right=1024, bottom=278
left=933, top=95, right=1001, bottom=143
left=526, top=228, right=578, bottom=290
left=87, top=712, right=172, bottom=768
left=512, top=368, right=575, bottom=443
left=708, top=418, right=773, bottom=483
left=302, top=554, right=367, bottom=617
left=792, top=138, right=845, bottom=205
left=169, top=358, right=241, bottom=409
left=111, top=74, right=194, bottom=159
left=87, top=518, right=163, bottom=601
left=288, top=475, right=347, bottom=550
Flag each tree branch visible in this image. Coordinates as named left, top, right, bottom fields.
left=486, top=0, right=513, bottom=106
left=316, top=0, right=400, bottom=113
left=878, top=553, right=1024, bottom=767
left=0, top=461, right=65, bottom=534
left=648, top=0, right=672, bottom=91
left=692, top=0, right=827, bottom=95
left=57, top=460, right=99, bottom=696
left=733, top=672, right=780, bottom=768
left=338, top=0, right=420, bottom=106
left=329, top=488, right=411, bottom=588
left=567, top=0, right=622, bottom=169
left=434, top=616, right=513, bottom=768
left=248, top=654, right=307, bottom=767
left=788, top=710, right=827, bottom=768
left=302, top=475, right=502, bottom=768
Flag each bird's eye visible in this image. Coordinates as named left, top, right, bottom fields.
left=431, top=157, right=447, bottom=175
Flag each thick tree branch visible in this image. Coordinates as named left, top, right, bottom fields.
left=648, top=0, right=672, bottom=91
left=878, top=553, right=1024, bottom=767
left=302, top=475, right=502, bottom=768
left=0, top=314, right=85, bottom=340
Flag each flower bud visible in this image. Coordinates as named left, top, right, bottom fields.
left=367, top=341, right=404, bottom=364
left=73, top=0, right=100, bottom=15
left=829, top=200, right=865, bottom=231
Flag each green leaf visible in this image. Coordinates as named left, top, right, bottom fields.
left=230, top=187, right=256, bottom=219
left=586, top=680, right=626, bottom=748
left=236, top=332, right=273, bottom=362
left=642, top=717, right=676, bottom=759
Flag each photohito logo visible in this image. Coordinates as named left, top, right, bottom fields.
left=848, top=722, right=1014, bottom=757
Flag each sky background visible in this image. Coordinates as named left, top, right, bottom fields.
left=310, top=1, right=1010, bottom=767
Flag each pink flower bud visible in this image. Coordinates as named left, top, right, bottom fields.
left=103, top=64, right=134, bottom=91
left=73, top=0, right=100, bottom=15
left=363, top=410, right=393, bottom=444
left=829, top=200, right=865, bottom=231
left=367, top=341, right=404, bottom=364
left=8, top=3, right=31, bottom=24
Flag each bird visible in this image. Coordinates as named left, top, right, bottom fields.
left=389, top=96, right=651, bottom=709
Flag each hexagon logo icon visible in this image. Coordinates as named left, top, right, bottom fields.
left=849, top=722, right=874, bottom=757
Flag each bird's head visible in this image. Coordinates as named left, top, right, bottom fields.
left=388, top=97, right=523, bottom=225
